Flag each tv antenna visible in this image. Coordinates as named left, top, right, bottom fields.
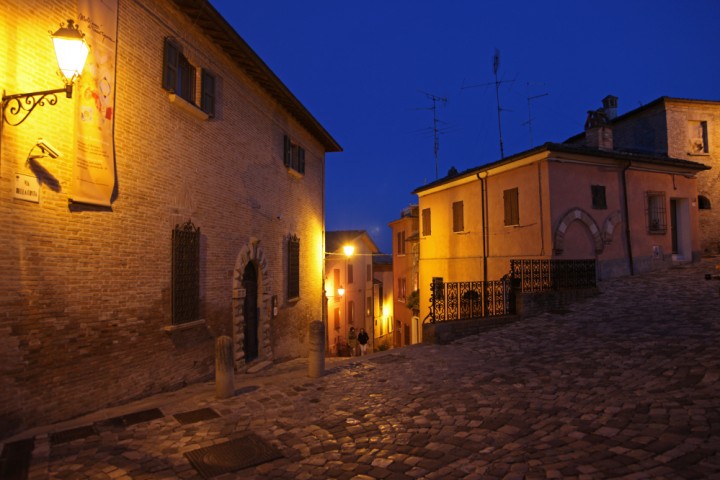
left=522, top=90, right=549, bottom=147
left=462, top=48, right=514, bottom=159
left=417, top=90, right=448, bottom=179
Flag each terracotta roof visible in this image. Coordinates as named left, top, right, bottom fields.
left=170, top=0, right=341, bottom=152
left=413, top=142, right=711, bottom=194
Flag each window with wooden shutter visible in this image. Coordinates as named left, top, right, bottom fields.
left=503, top=188, right=519, bottom=226
left=422, top=208, right=431, bottom=236
left=201, top=70, right=216, bottom=116
left=452, top=201, right=464, bottom=232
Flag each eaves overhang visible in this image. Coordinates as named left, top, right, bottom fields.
left=412, top=142, right=710, bottom=197
left=171, top=0, right=342, bottom=153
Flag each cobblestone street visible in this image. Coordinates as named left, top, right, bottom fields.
left=5, top=259, right=720, bottom=479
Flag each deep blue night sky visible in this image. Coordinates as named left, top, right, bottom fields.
left=210, top=0, right=720, bottom=252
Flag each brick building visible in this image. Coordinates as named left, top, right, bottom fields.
left=0, top=0, right=340, bottom=438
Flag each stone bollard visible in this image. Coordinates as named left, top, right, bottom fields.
left=307, top=320, right=325, bottom=378
left=215, top=335, right=235, bottom=399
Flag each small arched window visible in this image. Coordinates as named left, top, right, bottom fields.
left=699, top=195, right=712, bottom=210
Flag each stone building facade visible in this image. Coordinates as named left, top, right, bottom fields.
left=0, top=0, right=339, bottom=438
left=606, top=97, right=720, bottom=254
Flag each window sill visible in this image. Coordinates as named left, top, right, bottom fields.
left=688, top=151, right=710, bottom=156
left=168, top=93, right=209, bottom=121
left=163, top=319, right=207, bottom=332
left=286, top=167, right=304, bottom=179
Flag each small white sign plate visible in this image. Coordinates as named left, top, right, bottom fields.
left=15, top=174, right=40, bottom=203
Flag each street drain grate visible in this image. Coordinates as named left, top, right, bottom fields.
left=185, top=433, right=282, bottom=478
left=174, top=408, right=220, bottom=425
left=50, top=425, right=97, bottom=445
left=0, top=437, right=34, bottom=480
left=122, top=408, right=164, bottom=426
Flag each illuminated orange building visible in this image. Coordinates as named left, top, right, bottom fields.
left=389, top=205, right=420, bottom=345
left=1, top=0, right=339, bottom=438
left=325, top=231, right=380, bottom=354
left=413, top=97, right=709, bottom=319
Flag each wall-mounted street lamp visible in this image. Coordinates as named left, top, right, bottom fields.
left=2, top=19, right=89, bottom=126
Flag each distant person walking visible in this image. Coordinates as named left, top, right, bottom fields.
left=347, top=327, right=357, bottom=357
left=358, top=328, right=369, bottom=356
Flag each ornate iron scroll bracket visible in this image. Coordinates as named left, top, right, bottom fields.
left=2, top=85, right=73, bottom=126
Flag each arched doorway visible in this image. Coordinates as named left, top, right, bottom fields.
left=242, top=263, right=259, bottom=362
left=232, top=239, right=272, bottom=368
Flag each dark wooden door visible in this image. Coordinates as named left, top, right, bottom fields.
left=242, top=263, right=259, bottom=362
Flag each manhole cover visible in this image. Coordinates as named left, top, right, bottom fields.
left=174, top=408, right=220, bottom=425
left=50, top=425, right=97, bottom=445
left=122, top=408, right=164, bottom=426
left=185, top=434, right=282, bottom=478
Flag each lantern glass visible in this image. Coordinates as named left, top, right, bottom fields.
left=51, top=20, right=89, bottom=83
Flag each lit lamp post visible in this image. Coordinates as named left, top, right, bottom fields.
left=2, top=19, right=89, bottom=126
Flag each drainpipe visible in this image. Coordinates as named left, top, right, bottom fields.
left=621, top=161, right=635, bottom=275
left=476, top=172, right=488, bottom=283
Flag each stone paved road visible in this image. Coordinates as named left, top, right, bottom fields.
left=7, top=259, right=720, bottom=479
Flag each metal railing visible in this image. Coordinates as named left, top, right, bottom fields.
left=510, top=259, right=596, bottom=292
left=426, top=259, right=597, bottom=323
left=427, top=279, right=513, bottom=323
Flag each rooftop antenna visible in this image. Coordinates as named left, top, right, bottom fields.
left=462, top=48, right=514, bottom=159
left=492, top=49, right=505, bottom=158
left=417, top=90, right=448, bottom=179
left=522, top=88, right=549, bottom=147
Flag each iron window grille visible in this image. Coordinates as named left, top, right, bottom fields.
left=287, top=235, right=300, bottom=300
left=591, top=185, right=607, bottom=209
left=645, top=191, right=667, bottom=234
left=172, top=220, right=200, bottom=325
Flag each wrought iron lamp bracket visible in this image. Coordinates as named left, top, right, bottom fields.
left=2, top=84, right=73, bottom=126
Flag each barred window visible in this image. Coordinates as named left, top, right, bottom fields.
left=646, top=191, right=667, bottom=234
left=591, top=185, right=607, bottom=209
left=287, top=235, right=300, bottom=299
left=172, top=221, right=200, bottom=325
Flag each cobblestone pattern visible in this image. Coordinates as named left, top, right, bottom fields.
left=11, top=259, right=720, bottom=479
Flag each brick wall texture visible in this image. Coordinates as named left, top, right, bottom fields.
left=0, top=0, right=333, bottom=438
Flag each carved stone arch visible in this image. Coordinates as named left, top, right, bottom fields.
left=602, top=211, right=623, bottom=245
left=232, top=237, right=273, bottom=369
left=554, top=208, right=604, bottom=255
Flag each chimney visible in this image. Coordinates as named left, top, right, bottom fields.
left=584, top=109, right=613, bottom=151
left=602, top=95, right=618, bottom=120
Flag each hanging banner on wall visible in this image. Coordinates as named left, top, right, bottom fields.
left=71, top=0, right=119, bottom=206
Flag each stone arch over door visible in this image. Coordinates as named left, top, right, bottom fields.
left=554, top=208, right=604, bottom=255
left=232, top=238, right=273, bottom=368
